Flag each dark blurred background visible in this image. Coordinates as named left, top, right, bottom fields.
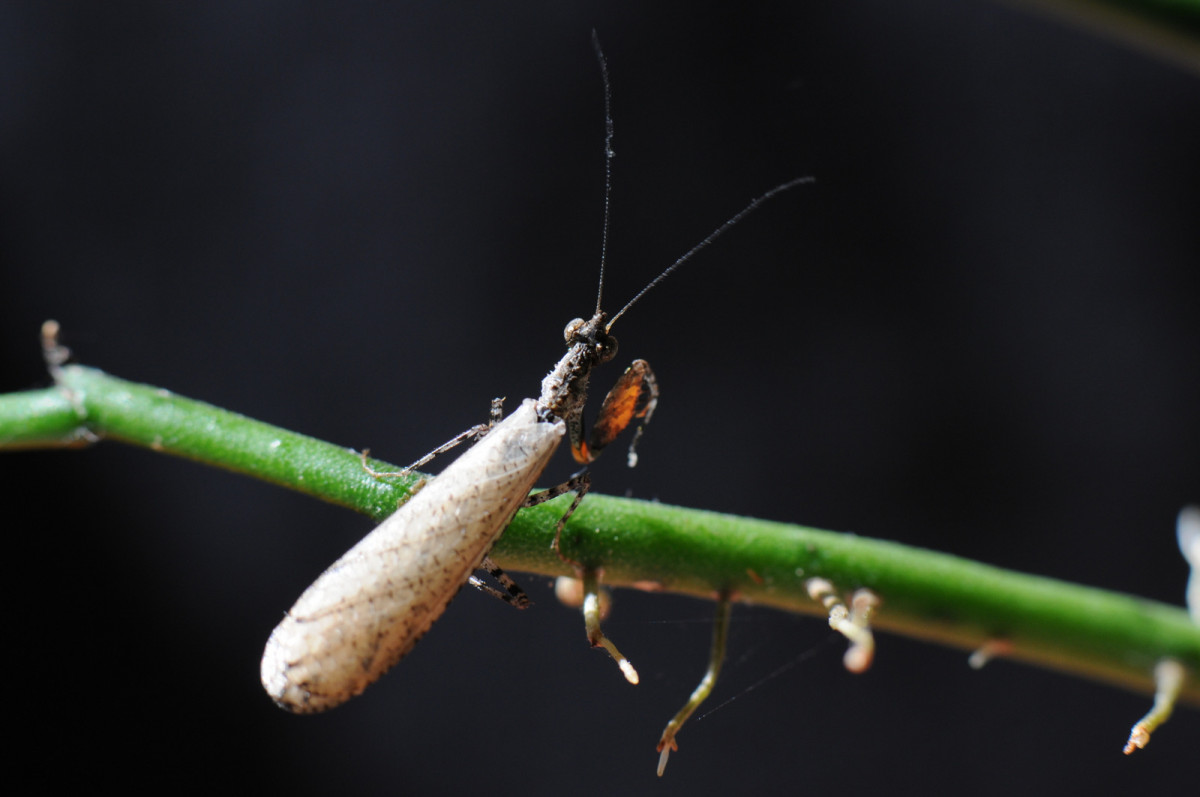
left=2, top=2, right=1198, bottom=794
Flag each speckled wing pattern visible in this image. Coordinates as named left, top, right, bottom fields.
left=261, top=399, right=564, bottom=712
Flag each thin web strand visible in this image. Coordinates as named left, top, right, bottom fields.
left=692, top=632, right=836, bottom=724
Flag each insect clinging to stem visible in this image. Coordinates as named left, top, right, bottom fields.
left=260, top=32, right=813, bottom=714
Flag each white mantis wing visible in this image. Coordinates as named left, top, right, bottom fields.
left=262, top=399, right=564, bottom=712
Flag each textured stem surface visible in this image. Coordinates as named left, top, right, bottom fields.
left=2, top=365, right=1198, bottom=704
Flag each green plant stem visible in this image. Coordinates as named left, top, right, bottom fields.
left=3, top=365, right=1198, bottom=705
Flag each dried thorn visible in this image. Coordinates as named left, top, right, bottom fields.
left=968, top=639, right=1013, bottom=670
left=554, top=575, right=611, bottom=620
left=581, top=568, right=637, bottom=684
left=805, top=577, right=835, bottom=604
left=806, top=579, right=879, bottom=673
left=1123, top=658, right=1186, bottom=755
left=1177, top=506, right=1200, bottom=622
left=656, top=594, right=732, bottom=777
left=40, top=319, right=71, bottom=377
left=844, top=588, right=880, bottom=672
left=656, top=738, right=677, bottom=778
